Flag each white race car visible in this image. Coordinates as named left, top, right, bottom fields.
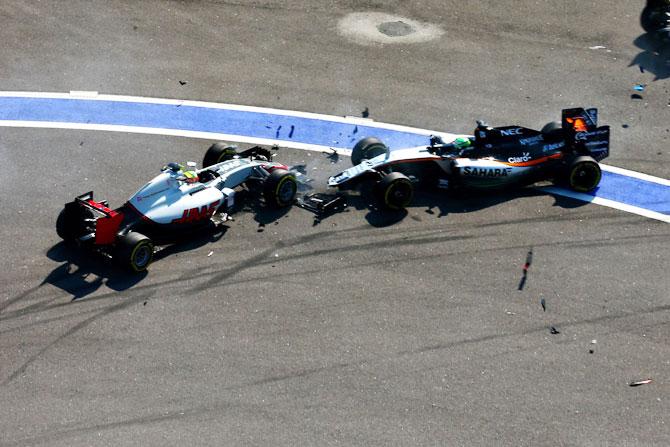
left=56, top=143, right=298, bottom=272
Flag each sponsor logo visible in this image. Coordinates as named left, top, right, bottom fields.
left=543, top=142, right=564, bottom=152
left=171, top=200, right=220, bottom=224
left=463, top=167, right=511, bottom=177
left=519, top=135, right=543, bottom=146
left=507, top=152, right=531, bottom=163
left=500, top=127, right=523, bottom=136
left=575, top=129, right=608, bottom=141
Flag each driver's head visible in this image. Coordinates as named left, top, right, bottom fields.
left=164, top=162, right=183, bottom=173
left=454, top=137, right=472, bottom=149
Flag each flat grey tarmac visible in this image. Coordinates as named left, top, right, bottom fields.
left=1, top=1, right=669, bottom=445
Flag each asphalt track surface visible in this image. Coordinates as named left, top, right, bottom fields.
left=1, top=1, right=669, bottom=446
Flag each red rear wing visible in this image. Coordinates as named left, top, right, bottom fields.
left=74, top=192, right=124, bottom=245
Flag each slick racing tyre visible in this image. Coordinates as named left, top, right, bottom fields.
left=203, top=142, right=238, bottom=167
left=56, top=205, right=93, bottom=242
left=115, top=232, right=154, bottom=272
left=566, top=156, right=601, bottom=192
left=375, top=172, right=414, bottom=210
left=351, top=137, right=388, bottom=166
left=263, top=169, right=298, bottom=208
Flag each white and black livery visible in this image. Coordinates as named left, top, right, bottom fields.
left=328, top=107, right=610, bottom=210
left=56, top=143, right=298, bottom=272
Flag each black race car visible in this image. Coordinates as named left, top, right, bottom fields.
left=328, top=108, right=610, bottom=210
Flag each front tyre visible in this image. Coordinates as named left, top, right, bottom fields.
left=375, top=172, right=414, bottom=210
left=567, top=156, right=601, bottom=192
left=351, top=137, right=388, bottom=166
left=115, top=232, right=154, bottom=272
left=203, top=142, right=238, bottom=167
left=263, top=169, right=298, bottom=208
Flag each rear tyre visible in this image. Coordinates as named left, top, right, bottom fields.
left=115, top=232, right=154, bottom=272
left=203, top=142, right=238, bottom=167
left=375, top=172, right=414, bottom=210
left=263, top=169, right=298, bottom=208
left=566, top=156, right=601, bottom=192
left=351, top=137, right=388, bottom=166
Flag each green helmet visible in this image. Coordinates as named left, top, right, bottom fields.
left=454, top=137, right=472, bottom=149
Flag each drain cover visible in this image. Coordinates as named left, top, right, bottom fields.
left=377, top=21, right=415, bottom=37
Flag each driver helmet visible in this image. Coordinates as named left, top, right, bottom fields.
left=182, top=170, right=199, bottom=184
left=453, top=137, right=472, bottom=149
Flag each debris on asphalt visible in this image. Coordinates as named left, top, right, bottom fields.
left=589, top=349, right=594, bottom=354
left=143, top=301, right=147, bottom=306
left=633, top=84, right=646, bottom=92
left=517, top=248, right=533, bottom=290
left=296, top=193, right=347, bottom=216
left=540, top=298, right=546, bottom=312
left=629, top=379, right=653, bottom=387
left=207, top=251, right=213, bottom=257
left=505, top=310, right=516, bottom=315
left=589, top=45, right=607, bottom=50
left=326, top=148, right=340, bottom=163
left=591, top=339, right=597, bottom=345
left=179, top=80, right=187, bottom=86
left=631, top=93, right=644, bottom=100
left=362, top=107, right=369, bottom=118
left=622, top=124, right=629, bottom=128
left=550, top=326, right=560, bottom=334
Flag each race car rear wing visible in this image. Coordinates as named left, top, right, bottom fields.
left=561, top=107, right=610, bottom=161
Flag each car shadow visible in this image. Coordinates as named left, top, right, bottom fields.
left=320, top=182, right=592, bottom=228
left=630, top=32, right=670, bottom=80
left=45, top=243, right=146, bottom=300
left=44, top=225, right=229, bottom=300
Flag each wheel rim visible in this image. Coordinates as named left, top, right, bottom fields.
left=132, top=243, right=152, bottom=269
left=276, top=177, right=297, bottom=204
left=386, top=180, right=413, bottom=208
left=571, top=162, right=601, bottom=192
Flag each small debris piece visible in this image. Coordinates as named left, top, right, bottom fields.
left=207, top=251, right=214, bottom=257
left=640, top=66, right=645, bottom=73
left=540, top=298, right=546, bottom=312
left=629, top=379, right=653, bottom=387
left=550, top=326, right=560, bottom=334
left=179, top=80, right=187, bottom=86
left=362, top=107, right=369, bottom=118
left=505, top=311, right=516, bottom=315
left=589, top=349, right=594, bottom=354
left=633, top=84, right=646, bottom=92
left=622, top=124, right=629, bottom=128
left=143, top=301, right=147, bottom=306
left=631, top=94, right=643, bottom=100
left=591, top=339, right=597, bottom=344
left=589, top=45, right=607, bottom=50
left=518, top=248, right=533, bottom=290
left=296, top=193, right=347, bottom=216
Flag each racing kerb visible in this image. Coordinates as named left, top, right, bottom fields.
left=1, top=91, right=668, bottom=223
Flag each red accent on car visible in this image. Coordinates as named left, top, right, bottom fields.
left=262, top=163, right=289, bottom=172
left=87, top=200, right=123, bottom=245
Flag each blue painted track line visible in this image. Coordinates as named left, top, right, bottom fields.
left=0, top=96, right=432, bottom=150
left=594, top=170, right=668, bottom=215
left=1, top=93, right=668, bottom=222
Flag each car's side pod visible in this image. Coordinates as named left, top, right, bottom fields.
left=561, top=107, right=610, bottom=161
